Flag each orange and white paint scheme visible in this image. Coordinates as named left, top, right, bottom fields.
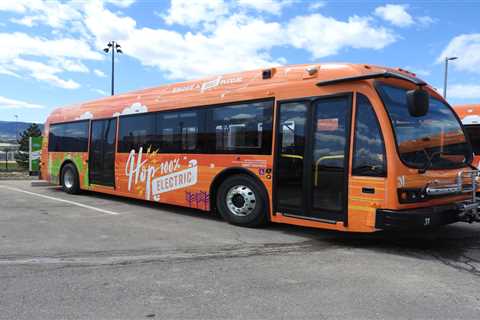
left=41, top=63, right=480, bottom=232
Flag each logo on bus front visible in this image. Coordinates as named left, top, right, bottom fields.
left=125, top=147, right=198, bottom=201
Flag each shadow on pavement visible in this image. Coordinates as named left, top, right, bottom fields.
left=48, top=186, right=480, bottom=275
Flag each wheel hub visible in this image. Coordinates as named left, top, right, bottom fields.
left=64, top=169, right=74, bottom=189
left=226, top=185, right=256, bottom=216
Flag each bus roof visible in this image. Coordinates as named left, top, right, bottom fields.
left=46, top=63, right=428, bottom=125
left=453, top=104, right=480, bottom=125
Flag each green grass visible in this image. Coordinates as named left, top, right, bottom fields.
left=0, top=161, right=26, bottom=172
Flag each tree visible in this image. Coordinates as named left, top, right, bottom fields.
left=15, top=123, right=42, bottom=169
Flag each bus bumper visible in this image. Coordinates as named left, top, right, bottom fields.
left=375, top=204, right=463, bottom=230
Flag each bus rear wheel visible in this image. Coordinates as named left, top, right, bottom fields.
left=61, top=163, right=80, bottom=194
left=216, top=174, right=268, bottom=227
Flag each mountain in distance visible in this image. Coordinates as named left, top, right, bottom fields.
left=0, top=121, right=44, bottom=142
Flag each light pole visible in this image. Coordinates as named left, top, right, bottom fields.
left=103, top=41, right=123, bottom=96
left=443, top=56, right=458, bottom=99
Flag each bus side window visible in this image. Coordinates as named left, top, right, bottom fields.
left=48, top=121, right=89, bottom=152
left=157, top=110, right=199, bottom=152
left=209, top=100, right=273, bottom=154
left=118, top=113, right=156, bottom=152
left=352, top=94, right=386, bottom=177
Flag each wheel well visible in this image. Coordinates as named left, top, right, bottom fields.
left=58, top=160, right=77, bottom=186
left=209, top=167, right=269, bottom=214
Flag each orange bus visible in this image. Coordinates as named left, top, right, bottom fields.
left=453, top=104, right=480, bottom=168
left=41, top=63, right=480, bottom=232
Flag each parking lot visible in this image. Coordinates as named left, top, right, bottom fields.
left=0, top=180, right=479, bottom=319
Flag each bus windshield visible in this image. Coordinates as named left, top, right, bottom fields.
left=378, top=83, right=472, bottom=170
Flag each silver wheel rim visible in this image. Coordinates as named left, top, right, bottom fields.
left=226, top=185, right=256, bottom=216
left=64, top=169, right=74, bottom=189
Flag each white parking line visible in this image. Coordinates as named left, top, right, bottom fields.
left=0, top=185, right=120, bottom=215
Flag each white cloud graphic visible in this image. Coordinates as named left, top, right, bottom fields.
left=76, top=111, right=93, bottom=120
left=114, top=102, right=148, bottom=116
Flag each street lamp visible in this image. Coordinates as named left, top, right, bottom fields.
left=443, top=56, right=458, bottom=99
left=103, top=41, right=123, bottom=96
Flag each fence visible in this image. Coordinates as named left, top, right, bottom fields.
left=0, top=150, right=20, bottom=171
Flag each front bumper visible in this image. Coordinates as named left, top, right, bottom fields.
left=375, top=204, right=463, bottom=229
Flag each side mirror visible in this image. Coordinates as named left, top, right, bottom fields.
left=407, top=87, right=429, bottom=117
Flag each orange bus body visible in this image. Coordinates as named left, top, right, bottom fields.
left=42, top=63, right=477, bottom=232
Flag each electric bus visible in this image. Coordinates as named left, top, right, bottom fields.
left=41, top=63, right=480, bottom=232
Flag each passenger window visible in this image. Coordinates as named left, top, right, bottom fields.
left=48, top=121, right=89, bottom=152
left=209, top=100, right=273, bottom=154
left=118, top=113, right=156, bottom=152
left=352, top=94, right=386, bottom=176
left=116, top=99, right=273, bottom=154
left=157, top=110, right=200, bottom=152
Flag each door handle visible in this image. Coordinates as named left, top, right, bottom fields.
left=362, top=187, right=375, bottom=194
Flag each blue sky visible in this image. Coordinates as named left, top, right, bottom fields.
left=0, top=0, right=479, bottom=123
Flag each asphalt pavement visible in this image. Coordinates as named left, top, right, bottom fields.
left=0, top=180, right=479, bottom=319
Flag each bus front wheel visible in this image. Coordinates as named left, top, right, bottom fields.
left=61, top=163, right=80, bottom=194
left=216, top=174, right=268, bottom=227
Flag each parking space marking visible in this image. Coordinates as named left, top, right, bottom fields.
left=0, top=185, right=120, bottom=215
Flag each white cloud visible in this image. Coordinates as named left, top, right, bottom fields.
left=0, top=0, right=402, bottom=90
left=308, top=1, right=326, bottom=11
left=163, top=0, right=229, bottom=27
left=12, top=58, right=80, bottom=89
left=83, top=1, right=137, bottom=48
left=53, top=59, right=89, bottom=73
left=105, top=0, right=136, bottom=8
left=0, top=2, right=27, bottom=13
left=0, top=66, right=19, bottom=77
left=438, top=34, right=480, bottom=74
left=6, top=0, right=83, bottom=29
left=447, top=84, right=480, bottom=100
left=123, top=14, right=285, bottom=79
left=0, top=32, right=102, bottom=61
left=286, top=14, right=396, bottom=58
left=80, top=2, right=399, bottom=79
left=374, top=4, right=413, bottom=27
left=0, top=32, right=100, bottom=89
left=237, top=0, right=295, bottom=15
left=94, top=69, right=107, bottom=77
left=92, top=89, right=107, bottom=95
left=418, top=16, right=435, bottom=27
left=0, top=96, right=44, bottom=109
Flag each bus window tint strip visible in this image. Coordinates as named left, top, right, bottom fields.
left=48, top=121, right=89, bottom=152
left=117, top=100, right=273, bottom=154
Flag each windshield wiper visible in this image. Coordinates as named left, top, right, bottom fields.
left=418, top=148, right=433, bottom=174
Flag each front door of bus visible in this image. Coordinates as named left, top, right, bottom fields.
left=89, top=118, right=116, bottom=187
left=275, top=95, right=352, bottom=223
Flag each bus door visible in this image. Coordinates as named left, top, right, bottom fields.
left=275, top=94, right=352, bottom=223
left=89, top=118, right=117, bottom=187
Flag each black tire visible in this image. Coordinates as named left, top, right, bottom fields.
left=61, top=163, right=81, bottom=194
left=216, top=174, right=268, bottom=227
